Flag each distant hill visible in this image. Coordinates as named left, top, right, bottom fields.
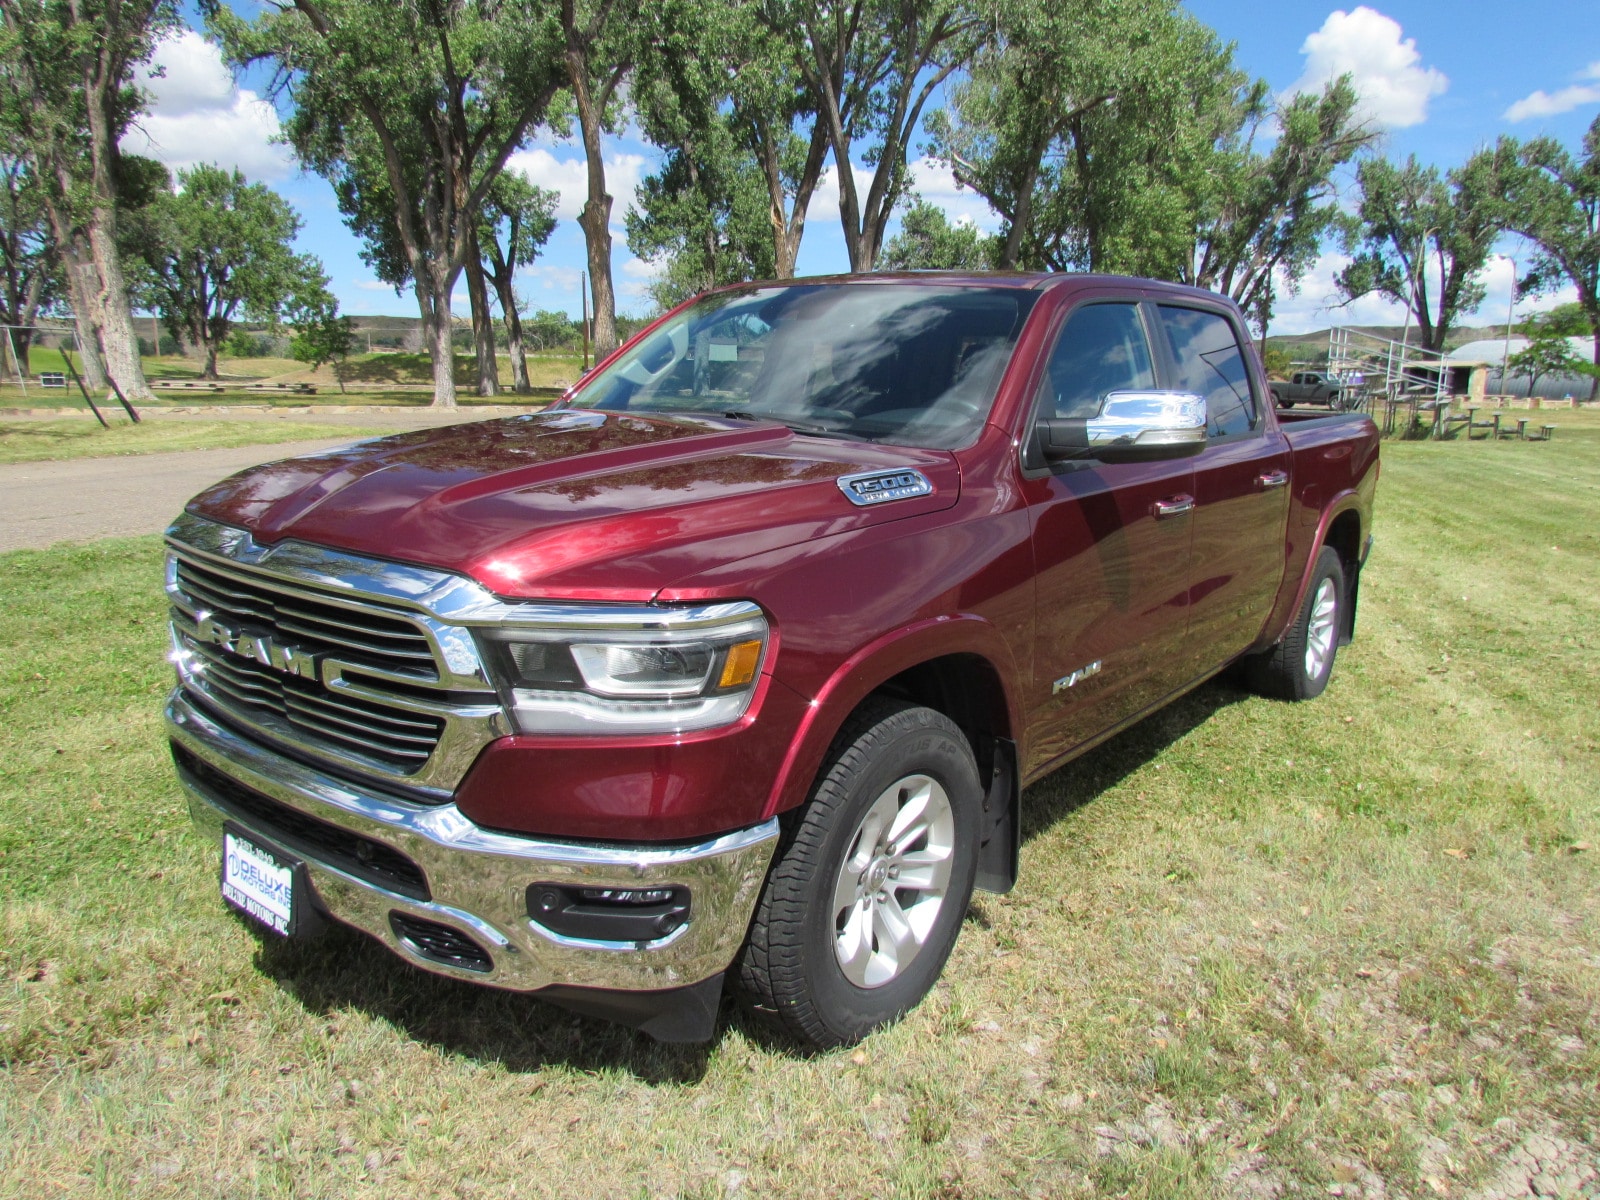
left=1266, top=322, right=1522, bottom=365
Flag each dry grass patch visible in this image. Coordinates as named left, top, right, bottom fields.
left=1, top=419, right=1597, bottom=1197
left=0, top=419, right=395, bottom=464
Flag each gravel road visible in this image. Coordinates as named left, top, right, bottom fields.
left=0, top=409, right=513, bottom=552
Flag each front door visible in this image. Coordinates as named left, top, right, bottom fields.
left=1024, top=300, right=1196, bottom=774
left=1153, top=304, right=1292, bottom=679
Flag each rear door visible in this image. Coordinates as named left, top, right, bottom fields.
left=1153, top=303, right=1290, bottom=680
left=1023, top=298, right=1197, bottom=773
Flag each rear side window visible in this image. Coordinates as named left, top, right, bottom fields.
left=1036, top=303, right=1157, bottom=419
left=1157, top=306, right=1256, bottom=437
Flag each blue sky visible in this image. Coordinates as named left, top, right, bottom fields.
left=119, top=2, right=1600, bottom=335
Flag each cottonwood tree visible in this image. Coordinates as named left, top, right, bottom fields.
left=629, top=3, right=776, bottom=300
left=1337, top=152, right=1504, bottom=353
left=286, top=291, right=355, bottom=393
left=1493, top=115, right=1600, bottom=399
left=129, top=163, right=330, bottom=379
left=213, top=0, right=566, bottom=407
left=558, top=0, right=652, bottom=360
left=1185, top=77, right=1375, bottom=337
left=929, top=0, right=1248, bottom=278
left=635, top=0, right=828, bottom=281
left=479, top=173, right=557, bottom=392
left=0, top=153, right=61, bottom=375
left=877, top=201, right=993, bottom=270
left=0, top=0, right=178, bottom=401
left=784, top=0, right=984, bottom=272
left=928, top=0, right=1169, bottom=270
left=1507, top=309, right=1591, bottom=396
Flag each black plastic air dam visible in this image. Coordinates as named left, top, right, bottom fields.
left=537, top=972, right=726, bottom=1043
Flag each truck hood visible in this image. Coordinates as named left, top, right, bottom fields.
left=184, top=410, right=959, bottom=601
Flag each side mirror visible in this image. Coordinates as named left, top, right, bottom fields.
left=1037, top=390, right=1208, bottom=463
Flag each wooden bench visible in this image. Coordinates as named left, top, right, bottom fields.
left=152, top=379, right=227, bottom=393
left=1467, top=407, right=1497, bottom=440
left=243, top=382, right=318, bottom=395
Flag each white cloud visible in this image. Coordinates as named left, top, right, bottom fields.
left=617, top=256, right=663, bottom=301
left=504, top=147, right=650, bottom=221
left=906, top=158, right=1004, bottom=233
left=1504, top=62, right=1600, bottom=122
left=1287, top=7, right=1447, bottom=129
left=807, top=162, right=879, bottom=224
left=1265, top=249, right=1579, bottom=338
left=119, top=30, right=294, bottom=181
left=354, top=279, right=396, bottom=292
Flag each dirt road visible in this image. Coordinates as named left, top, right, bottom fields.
left=0, top=410, right=507, bottom=552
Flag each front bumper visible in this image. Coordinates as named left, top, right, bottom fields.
left=167, top=690, right=778, bottom=1004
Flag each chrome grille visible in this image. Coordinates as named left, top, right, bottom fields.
left=165, top=516, right=509, bottom=798
left=174, top=557, right=437, bottom=678
left=182, top=634, right=443, bottom=771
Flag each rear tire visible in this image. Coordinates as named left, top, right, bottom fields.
left=1240, top=547, right=1345, bottom=701
left=735, top=699, right=981, bottom=1049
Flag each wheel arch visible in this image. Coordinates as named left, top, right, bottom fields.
left=763, top=619, right=1023, bottom=893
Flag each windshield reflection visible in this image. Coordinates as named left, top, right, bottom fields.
left=565, top=284, right=1038, bottom=449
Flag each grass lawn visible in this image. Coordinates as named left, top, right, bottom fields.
left=3, top=349, right=581, bottom=411
left=0, top=421, right=1596, bottom=1197
left=0, top=419, right=398, bottom=465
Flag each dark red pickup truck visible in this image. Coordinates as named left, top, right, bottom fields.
left=164, top=273, right=1378, bottom=1047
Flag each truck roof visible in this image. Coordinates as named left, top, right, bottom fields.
left=726, top=271, right=1236, bottom=302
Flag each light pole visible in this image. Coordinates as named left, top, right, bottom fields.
left=1499, top=253, right=1518, bottom=396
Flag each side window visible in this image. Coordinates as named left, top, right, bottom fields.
left=1157, top=306, right=1257, bottom=438
left=1036, top=303, right=1156, bottom=419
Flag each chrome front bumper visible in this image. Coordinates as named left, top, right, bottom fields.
left=167, top=690, right=778, bottom=995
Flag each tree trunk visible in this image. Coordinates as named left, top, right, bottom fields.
left=464, top=233, right=499, bottom=396
left=200, top=339, right=219, bottom=380
left=57, top=238, right=108, bottom=390
left=493, top=273, right=529, bottom=392
left=1590, top=323, right=1600, bottom=401
left=416, top=277, right=457, bottom=409
left=82, top=91, right=153, bottom=403
left=579, top=196, right=616, bottom=359
left=568, top=50, right=617, bottom=360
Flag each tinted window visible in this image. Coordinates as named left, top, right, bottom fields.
left=1036, top=303, right=1156, bottom=419
left=568, top=285, right=1037, bottom=449
left=1157, top=306, right=1256, bottom=437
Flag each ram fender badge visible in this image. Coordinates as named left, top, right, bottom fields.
left=1052, top=660, right=1102, bottom=695
left=836, top=468, right=933, bottom=507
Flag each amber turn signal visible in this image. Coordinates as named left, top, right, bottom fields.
left=718, top=639, right=763, bottom=689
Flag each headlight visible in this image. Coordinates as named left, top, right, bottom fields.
left=478, top=601, right=769, bottom=734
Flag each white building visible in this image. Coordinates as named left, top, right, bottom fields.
left=1449, top=336, right=1596, bottom=398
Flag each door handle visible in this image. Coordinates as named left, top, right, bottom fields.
left=1152, top=494, right=1195, bottom=518
left=1256, top=470, right=1289, bottom=490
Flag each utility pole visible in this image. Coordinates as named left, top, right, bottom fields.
left=1499, top=254, right=1517, bottom=394
left=580, top=270, right=590, bottom=372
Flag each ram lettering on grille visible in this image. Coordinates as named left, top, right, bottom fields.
left=195, top=613, right=321, bottom=682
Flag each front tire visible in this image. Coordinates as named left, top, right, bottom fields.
left=1240, top=546, right=1345, bottom=701
left=736, top=699, right=981, bottom=1049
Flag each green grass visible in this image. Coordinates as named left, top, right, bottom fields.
left=2, top=349, right=583, bottom=411
left=0, top=419, right=397, bottom=464
left=1, top=422, right=1596, bottom=1197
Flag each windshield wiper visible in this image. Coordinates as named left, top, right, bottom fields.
left=720, top=410, right=860, bottom=439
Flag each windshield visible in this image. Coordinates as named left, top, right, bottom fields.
left=565, top=284, right=1038, bottom=449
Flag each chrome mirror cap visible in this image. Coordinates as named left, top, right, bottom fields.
left=1037, top=391, right=1208, bottom=463
left=1088, top=391, right=1207, bottom=449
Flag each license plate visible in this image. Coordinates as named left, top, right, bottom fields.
left=221, top=825, right=299, bottom=936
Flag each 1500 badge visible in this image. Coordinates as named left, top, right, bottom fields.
left=836, top=469, right=934, bottom=506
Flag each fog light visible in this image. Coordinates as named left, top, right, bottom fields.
left=528, top=884, right=691, bottom=942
